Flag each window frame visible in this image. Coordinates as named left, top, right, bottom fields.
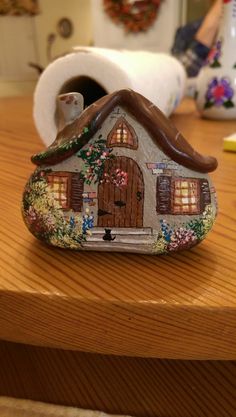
left=107, top=117, right=138, bottom=149
left=47, top=172, right=71, bottom=210
left=171, top=177, right=200, bottom=215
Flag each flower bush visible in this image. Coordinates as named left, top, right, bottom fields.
left=152, top=232, right=168, bottom=254
left=78, top=136, right=129, bottom=188
left=77, top=137, right=114, bottom=185
left=204, top=77, right=234, bottom=109
left=168, top=228, right=197, bottom=252
left=22, top=170, right=91, bottom=249
left=82, top=208, right=94, bottom=235
left=152, top=205, right=216, bottom=254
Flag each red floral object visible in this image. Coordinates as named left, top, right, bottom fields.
left=103, top=0, right=163, bottom=33
left=205, top=77, right=234, bottom=108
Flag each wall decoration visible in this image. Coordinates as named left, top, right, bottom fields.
left=0, top=0, right=39, bottom=16
left=103, top=0, right=163, bottom=33
left=57, top=17, right=73, bottom=39
left=22, top=89, right=218, bottom=255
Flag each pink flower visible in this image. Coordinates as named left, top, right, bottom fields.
left=27, top=207, right=37, bottom=224
left=111, top=169, right=128, bottom=187
left=168, top=228, right=197, bottom=252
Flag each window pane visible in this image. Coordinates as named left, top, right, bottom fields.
left=181, top=189, right=189, bottom=196
left=172, top=178, right=200, bottom=214
left=47, top=174, right=69, bottom=209
left=108, top=118, right=137, bottom=149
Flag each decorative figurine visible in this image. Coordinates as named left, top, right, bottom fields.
left=22, top=89, right=218, bottom=254
left=196, top=0, right=236, bottom=119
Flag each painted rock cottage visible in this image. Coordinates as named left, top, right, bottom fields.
left=22, top=89, right=218, bottom=254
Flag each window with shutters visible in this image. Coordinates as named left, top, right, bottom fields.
left=156, top=176, right=209, bottom=215
left=171, top=178, right=200, bottom=214
left=47, top=172, right=84, bottom=211
left=107, top=117, right=138, bottom=149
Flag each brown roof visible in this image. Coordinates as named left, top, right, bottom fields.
left=32, top=89, right=217, bottom=173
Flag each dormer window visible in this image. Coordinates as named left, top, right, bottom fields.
left=107, top=117, right=138, bottom=149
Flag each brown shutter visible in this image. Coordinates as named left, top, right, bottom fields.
left=71, top=173, right=84, bottom=212
left=199, top=178, right=211, bottom=213
left=156, top=176, right=172, bottom=214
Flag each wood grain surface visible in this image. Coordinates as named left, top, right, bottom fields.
left=0, top=340, right=236, bottom=417
left=0, top=97, right=236, bottom=359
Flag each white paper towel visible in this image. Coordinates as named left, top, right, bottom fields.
left=34, top=47, right=186, bottom=146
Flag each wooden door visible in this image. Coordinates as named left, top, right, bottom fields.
left=98, top=156, right=144, bottom=228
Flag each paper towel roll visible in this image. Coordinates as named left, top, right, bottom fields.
left=34, top=47, right=186, bottom=146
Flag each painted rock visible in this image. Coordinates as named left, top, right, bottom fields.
left=22, top=89, right=218, bottom=254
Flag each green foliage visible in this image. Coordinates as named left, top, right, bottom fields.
left=210, top=61, right=221, bottom=68
left=187, top=218, right=205, bottom=240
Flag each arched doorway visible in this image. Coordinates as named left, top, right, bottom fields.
left=98, top=156, right=144, bottom=228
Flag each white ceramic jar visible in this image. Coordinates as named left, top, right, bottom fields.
left=196, top=0, right=236, bottom=119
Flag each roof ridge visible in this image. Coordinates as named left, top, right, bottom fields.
left=32, top=89, right=217, bottom=173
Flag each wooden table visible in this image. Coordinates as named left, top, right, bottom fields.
left=0, top=97, right=236, bottom=416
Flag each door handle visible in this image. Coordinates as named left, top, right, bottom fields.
left=136, top=191, right=142, bottom=201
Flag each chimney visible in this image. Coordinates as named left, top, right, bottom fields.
left=57, top=92, right=84, bottom=131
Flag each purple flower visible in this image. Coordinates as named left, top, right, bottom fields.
left=207, top=40, right=221, bottom=66
left=205, top=77, right=234, bottom=107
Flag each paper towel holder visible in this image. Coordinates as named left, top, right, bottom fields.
left=59, top=75, right=108, bottom=108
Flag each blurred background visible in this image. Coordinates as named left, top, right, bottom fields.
left=0, top=0, right=214, bottom=98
